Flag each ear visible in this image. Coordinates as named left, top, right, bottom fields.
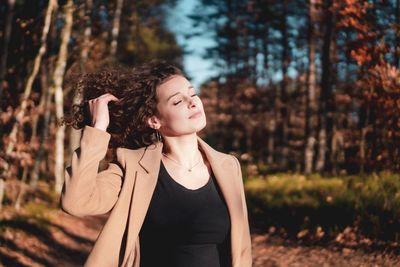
left=147, top=115, right=161, bottom=130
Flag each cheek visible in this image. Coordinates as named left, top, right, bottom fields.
left=162, top=105, right=188, bottom=123
left=171, top=109, right=188, bottom=121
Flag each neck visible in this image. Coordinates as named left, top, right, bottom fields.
left=161, top=133, right=201, bottom=165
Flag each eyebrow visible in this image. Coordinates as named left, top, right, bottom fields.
left=167, top=86, right=194, bottom=102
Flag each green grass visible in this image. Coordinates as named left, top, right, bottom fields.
left=244, top=172, right=400, bottom=242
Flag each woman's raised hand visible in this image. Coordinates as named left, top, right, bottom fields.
left=88, top=93, right=119, bottom=131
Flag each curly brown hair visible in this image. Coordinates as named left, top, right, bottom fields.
left=62, top=60, right=183, bottom=149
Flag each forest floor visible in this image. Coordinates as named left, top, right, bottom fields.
left=1, top=206, right=400, bottom=267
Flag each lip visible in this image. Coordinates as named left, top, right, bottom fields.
left=189, top=111, right=202, bottom=119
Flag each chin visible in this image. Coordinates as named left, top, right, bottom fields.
left=196, top=124, right=206, bottom=133
left=172, top=117, right=206, bottom=135
left=202, top=117, right=207, bottom=128
left=196, top=115, right=206, bottom=124
left=195, top=119, right=207, bottom=132
left=186, top=119, right=206, bottom=134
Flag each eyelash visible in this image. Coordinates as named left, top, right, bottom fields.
left=173, top=94, right=197, bottom=105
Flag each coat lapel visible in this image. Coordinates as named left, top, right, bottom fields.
left=121, top=136, right=244, bottom=266
left=121, top=142, right=162, bottom=266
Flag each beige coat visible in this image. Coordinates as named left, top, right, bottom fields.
left=61, top=126, right=252, bottom=267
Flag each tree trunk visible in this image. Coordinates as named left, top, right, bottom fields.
left=0, top=179, right=4, bottom=211
left=80, top=0, right=92, bottom=70
left=263, top=25, right=270, bottom=83
left=0, top=0, right=15, bottom=113
left=263, top=26, right=275, bottom=165
left=0, top=0, right=16, bottom=211
left=15, top=64, right=48, bottom=208
left=316, top=0, right=333, bottom=173
left=5, top=0, right=57, bottom=156
left=110, top=0, right=124, bottom=59
left=280, top=0, right=289, bottom=170
left=360, top=126, right=369, bottom=175
left=316, top=128, right=327, bottom=172
left=69, top=0, right=93, bottom=155
left=305, top=0, right=318, bottom=174
left=30, top=63, right=51, bottom=189
left=331, top=126, right=345, bottom=175
left=53, top=0, right=74, bottom=194
left=359, top=86, right=373, bottom=175
left=267, top=118, right=276, bottom=165
left=14, top=166, right=29, bottom=210
left=396, top=0, right=400, bottom=68
left=129, top=2, right=141, bottom=65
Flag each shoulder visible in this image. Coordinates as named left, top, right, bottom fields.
left=228, top=153, right=241, bottom=176
left=219, top=151, right=240, bottom=164
left=214, top=149, right=242, bottom=175
left=231, top=154, right=241, bottom=171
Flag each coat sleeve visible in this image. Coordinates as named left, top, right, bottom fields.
left=232, top=155, right=253, bottom=267
left=60, top=125, right=124, bottom=217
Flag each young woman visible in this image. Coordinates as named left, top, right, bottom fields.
left=61, top=61, right=252, bottom=267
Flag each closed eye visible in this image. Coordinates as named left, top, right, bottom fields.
left=173, top=94, right=197, bottom=105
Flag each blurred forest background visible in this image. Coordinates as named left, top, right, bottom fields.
left=1, top=0, right=400, bottom=266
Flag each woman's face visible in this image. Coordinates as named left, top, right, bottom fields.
left=149, top=75, right=207, bottom=137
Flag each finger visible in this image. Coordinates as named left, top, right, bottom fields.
left=98, top=93, right=111, bottom=98
left=99, top=93, right=117, bottom=99
left=101, top=94, right=120, bottom=103
left=110, top=95, right=119, bottom=102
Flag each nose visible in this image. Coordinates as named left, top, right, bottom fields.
left=187, top=96, right=196, bottom=107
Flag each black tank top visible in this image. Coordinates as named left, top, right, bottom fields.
left=138, top=159, right=231, bottom=267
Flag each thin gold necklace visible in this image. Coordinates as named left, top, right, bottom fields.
left=162, top=152, right=202, bottom=172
